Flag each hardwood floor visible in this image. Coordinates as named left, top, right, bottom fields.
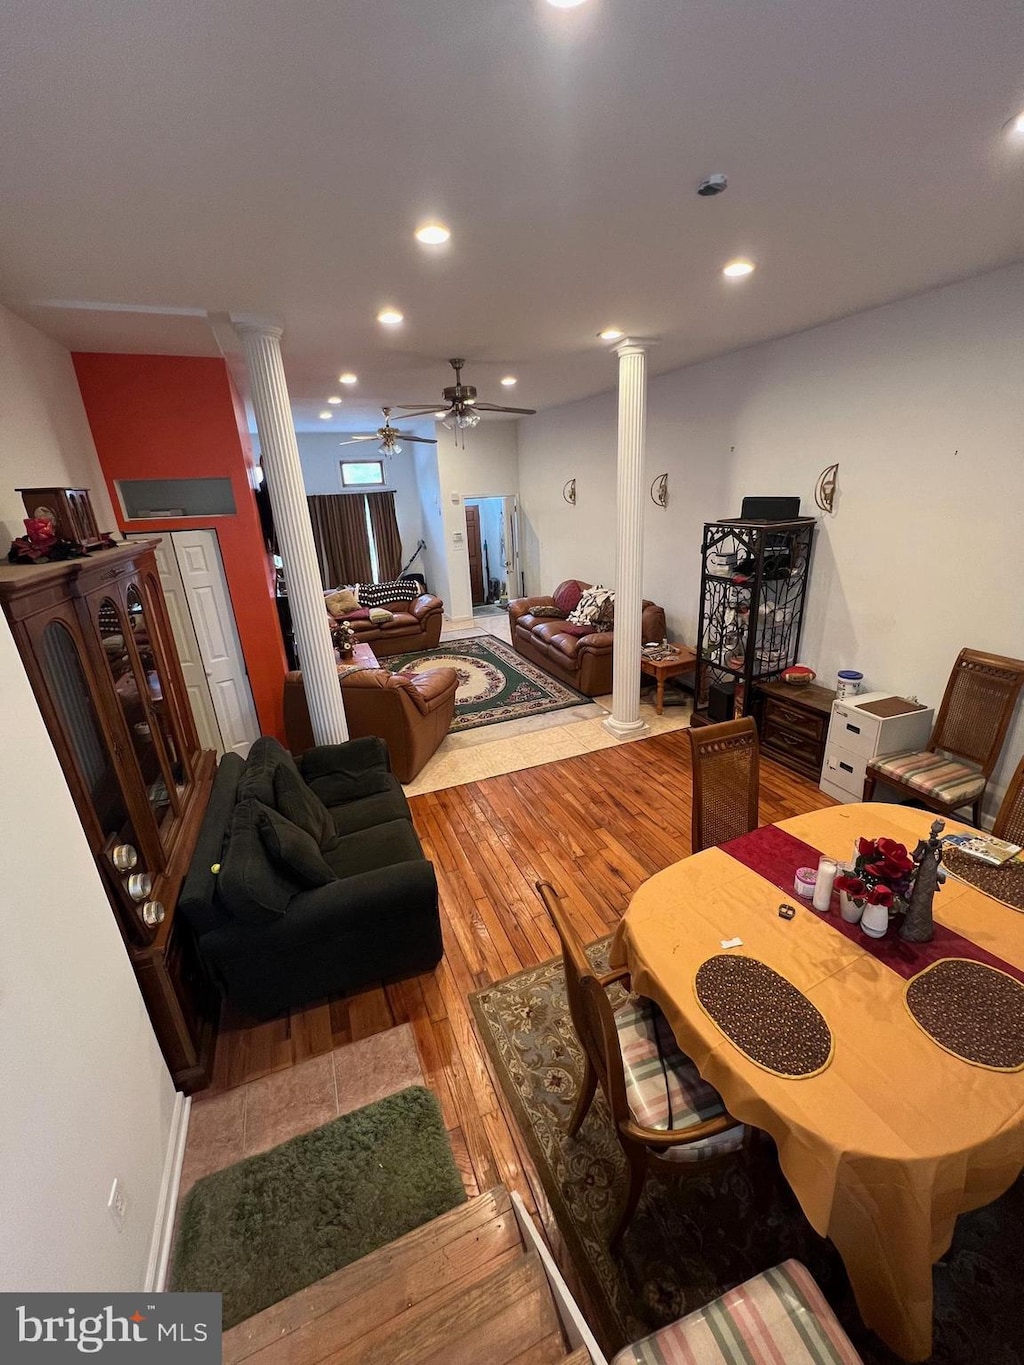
left=207, top=731, right=834, bottom=1312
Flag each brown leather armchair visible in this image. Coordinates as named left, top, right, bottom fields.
left=284, top=663, right=458, bottom=783
left=509, top=580, right=667, bottom=696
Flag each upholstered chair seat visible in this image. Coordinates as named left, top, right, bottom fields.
left=610, top=1259, right=864, bottom=1365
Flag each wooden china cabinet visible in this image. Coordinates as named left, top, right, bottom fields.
left=0, top=539, right=218, bottom=1092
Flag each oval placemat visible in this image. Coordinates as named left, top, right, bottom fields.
left=943, top=845, right=1024, bottom=913
left=904, top=958, right=1024, bottom=1071
left=694, top=955, right=833, bottom=1078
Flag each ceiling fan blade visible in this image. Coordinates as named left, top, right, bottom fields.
left=337, top=434, right=379, bottom=446
left=394, top=402, right=440, bottom=411
left=472, top=402, right=538, bottom=415
left=398, top=434, right=438, bottom=445
left=394, top=407, right=446, bottom=419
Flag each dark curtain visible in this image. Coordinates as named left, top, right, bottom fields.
left=366, top=490, right=403, bottom=581
left=306, top=494, right=373, bottom=587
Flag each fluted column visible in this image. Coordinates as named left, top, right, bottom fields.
left=235, top=321, right=349, bottom=744
left=604, top=337, right=656, bottom=738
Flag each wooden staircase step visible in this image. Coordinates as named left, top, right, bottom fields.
left=325, top=1249, right=565, bottom=1365
left=557, top=1351, right=595, bottom=1364
left=224, top=1187, right=521, bottom=1365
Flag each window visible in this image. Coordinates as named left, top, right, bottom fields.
left=340, top=460, right=385, bottom=489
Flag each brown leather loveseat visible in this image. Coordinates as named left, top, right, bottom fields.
left=284, top=662, right=458, bottom=783
left=509, top=579, right=667, bottom=697
left=325, top=589, right=444, bottom=657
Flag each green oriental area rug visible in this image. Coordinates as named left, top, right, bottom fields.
left=470, top=940, right=1024, bottom=1365
left=383, top=633, right=593, bottom=732
left=170, top=1086, right=465, bottom=1329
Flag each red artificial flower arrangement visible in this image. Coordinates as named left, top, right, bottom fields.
left=834, top=836, right=917, bottom=910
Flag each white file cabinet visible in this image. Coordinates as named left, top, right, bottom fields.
left=819, top=691, right=934, bottom=804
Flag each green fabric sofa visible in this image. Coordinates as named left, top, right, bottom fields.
left=179, top=735, right=442, bottom=1019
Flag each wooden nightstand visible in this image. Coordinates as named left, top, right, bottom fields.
left=754, top=680, right=836, bottom=781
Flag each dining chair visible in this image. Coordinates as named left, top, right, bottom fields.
left=536, top=880, right=749, bottom=1251
left=610, top=1259, right=864, bottom=1365
left=863, top=649, right=1024, bottom=826
left=687, top=716, right=760, bottom=853
left=993, top=753, right=1024, bottom=846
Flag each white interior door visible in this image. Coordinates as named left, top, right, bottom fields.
left=171, top=529, right=260, bottom=757
left=127, top=533, right=224, bottom=755
left=502, top=495, right=523, bottom=599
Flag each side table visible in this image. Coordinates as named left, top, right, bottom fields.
left=639, top=644, right=697, bottom=715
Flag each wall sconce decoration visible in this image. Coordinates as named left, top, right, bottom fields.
left=650, top=473, right=669, bottom=508
left=814, top=463, right=839, bottom=514
left=562, top=478, right=577, bottom=505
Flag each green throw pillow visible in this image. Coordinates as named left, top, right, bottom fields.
left=272, top=758, right=335, bottom=848
left=217, top=800, right=303, bottom=922
left=253, top=802, right=336, bottom=890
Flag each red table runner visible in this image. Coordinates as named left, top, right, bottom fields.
left=721, top=824, right=1024, bottom=986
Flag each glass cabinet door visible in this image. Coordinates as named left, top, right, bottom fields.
left=96, top=594, right=178, bottom=834
left=125, top=583, right=189, bottom=794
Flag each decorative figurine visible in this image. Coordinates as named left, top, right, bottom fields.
left=899, top=818, right=945, bottom=943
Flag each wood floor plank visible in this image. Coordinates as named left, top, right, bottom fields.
left=224, top=1190, right=519, bottom=1365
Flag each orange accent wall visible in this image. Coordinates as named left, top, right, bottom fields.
left=72, top=353, right=286, bottom=740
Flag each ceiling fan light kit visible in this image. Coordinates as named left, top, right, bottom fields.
left=337, top=406, right=438, bottom=456
left=396, top=358, right=537, bottom=443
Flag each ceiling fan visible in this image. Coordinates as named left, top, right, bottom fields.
left=396, top=358, right=536, bottom=433
left=337, top=407, right=438, bottom=457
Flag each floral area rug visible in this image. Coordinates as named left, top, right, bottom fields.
left=470, top=939, right=1024, bottom=1364
left=382, top=633, right=592, bottom=732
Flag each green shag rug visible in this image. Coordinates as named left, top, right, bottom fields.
left=383, top=633, right=594, bottom=731
left=170, top=1085, right=465, bottom=1328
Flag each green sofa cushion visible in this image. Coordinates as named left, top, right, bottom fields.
left=254, top=802, right=336, bottom=889
left=217, top=799, right=301, bottom=923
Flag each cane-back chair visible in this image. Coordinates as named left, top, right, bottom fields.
left=687, top=717, right=760, bottom=853
left=863, top=649, right=1024, bottom=826
left=536, top=880, right=748, bottom=1250
left=993, top=753, right=1024, bottom=847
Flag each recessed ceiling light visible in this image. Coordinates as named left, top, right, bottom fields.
left=500, top=375, right=517, bottom=387
left=547, top=0, right=589, bottom=7
left=377, top=308, right=404, bottom=325
left=327, top=396, right=342, bottom=404
left=1007, top=110, right=1024, bottom=138
left=415, top=223, right=451, bottom=245
left=598, top=327, right=624, bottom=341
left=338, top=372, right=358, bottom=385
left=722, top=259, right=755, bottom=278
left=319, top=411, right=333, bottom=420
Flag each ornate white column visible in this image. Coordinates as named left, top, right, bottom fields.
left=235, top=320, right=349, bottom=745
left=604, top=337, right=657, bottom=738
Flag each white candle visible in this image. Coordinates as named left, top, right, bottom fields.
left=813, top=857, right=837, bottom=912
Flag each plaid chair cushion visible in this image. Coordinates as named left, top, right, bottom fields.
left=610, top=1259, right=864, bottom=1364
left=614, top=997, right=745, bottom=1163
left=868, top=749, right=984, bottom=807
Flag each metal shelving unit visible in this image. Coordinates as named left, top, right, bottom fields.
left=691, top=516, right=816, bottom=726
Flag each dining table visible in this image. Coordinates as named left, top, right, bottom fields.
left=609, top=801, right=1024, bottom=1362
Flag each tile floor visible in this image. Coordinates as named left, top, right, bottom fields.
left=178, top=1023, right=425, bottom=1199
left=402, top=609, right=693, bottom=796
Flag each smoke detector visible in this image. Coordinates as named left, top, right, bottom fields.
left=697, top=173, right=728, bottom=197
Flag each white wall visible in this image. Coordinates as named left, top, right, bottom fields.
left=434, top=422, right=520, bottom=621
left=0, top=306, right=118, bottom=544
left=518, top=264, right=1024, bottom=816
left=293, top=431, right=425, bottom=566
left=0, top=304, right=176, bottom=1290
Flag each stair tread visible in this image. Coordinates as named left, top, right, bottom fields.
left=558, top=1351, right=594, bottom=1364
left=325, top=1249, right=564, bottom=1365
left=224, top=1186, right=520, bottom=1364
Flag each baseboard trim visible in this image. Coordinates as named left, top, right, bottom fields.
left=144, top=1092, right=191, bottom=1292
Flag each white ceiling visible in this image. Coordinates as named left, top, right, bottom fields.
left=1, top=0, right=1022, bottom=432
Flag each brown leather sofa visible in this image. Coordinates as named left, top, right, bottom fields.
left=284, top=662, right=458, bottom=783
left=509, top=580, right=667, bottom=696
left=327, top=592, right=444, bottom=658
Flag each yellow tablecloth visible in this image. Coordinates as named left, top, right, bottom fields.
left=610, top=803, right=1024, bottom=1361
